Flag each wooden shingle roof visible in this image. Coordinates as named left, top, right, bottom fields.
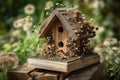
left=38, top=8, right=83, bottom=40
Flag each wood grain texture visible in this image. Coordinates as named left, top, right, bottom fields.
left=8, top=64, right=34, bottom=80
left=38, top=11, right=56, bottom=38
left=55, top=11, right=78, bottom=40
left=30, top=71, right=59, bottom=80
left=27, top=55, right=100, bottom=72
left=8, top=61, right=106, bottom=80
left=38, top=8, right=78, bottom=40
left=53, top=18, right=69, bottom=53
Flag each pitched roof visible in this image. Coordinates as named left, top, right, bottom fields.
left=38, top=8, right=81, bottom=40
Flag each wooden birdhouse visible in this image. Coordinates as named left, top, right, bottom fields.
left=27, top=8, right=100, bottom=73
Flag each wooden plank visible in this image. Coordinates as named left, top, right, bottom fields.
left=68, top=55, right=100, bottom=72
left=8, top=61, right=106, bottom=80
left=54, top=19, right=69, bottom=53
left=38, top=11, right=56, bottom=38
left=30, top=71, right=59, bottom=80
left=27, top=55, right=100, bottom=72
left=8, top=64, right=34, bottom=80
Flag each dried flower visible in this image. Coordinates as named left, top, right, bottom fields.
left=22, top=16, right=33, bottom=33
left=94, top=44, right=107, bottom=52
left=0, top=52, right=17, bottom=66
left=24, top=4, right=35, bottom=15
left=45, top=1, right=53, bottom=10
left=103, top=38, right=117, bottom=46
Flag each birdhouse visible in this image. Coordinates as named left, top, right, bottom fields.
left=38, top=8, right=96, bottom=57
left=28, top=8, right=100, bottom=73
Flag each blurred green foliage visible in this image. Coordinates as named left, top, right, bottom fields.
left=0, top=0, right=120, bottom=80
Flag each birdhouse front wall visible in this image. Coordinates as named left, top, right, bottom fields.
left=52, top=18, right=69, bottom=53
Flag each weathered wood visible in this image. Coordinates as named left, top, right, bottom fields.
left=38, top=11, right=56, bottom=38
left=65, top=61, right=106, bottom=80
left=54, top=18, right=69, bottom=53
left=27, top=55, right=100, bottom=72
left=38, top=7, right=97, bottom=61
left=55, top=10, right=78, bottom=40
left=30, top=71, right=59, bottom=80
left=8, top=66, right=66, bottom=80
left=8, top=61, right=106, bottom=80
left=38, top=8, right=78, bottom=40
left=8, top=64, right=34, bottom=80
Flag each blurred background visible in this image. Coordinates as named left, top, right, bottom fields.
left=0, top=0, right=120, bottom=79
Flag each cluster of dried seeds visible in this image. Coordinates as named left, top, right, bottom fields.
left=38, top=8, right=97, bottom=60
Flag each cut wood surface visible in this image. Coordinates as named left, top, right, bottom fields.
left=27, top=55, right=100, bottom=72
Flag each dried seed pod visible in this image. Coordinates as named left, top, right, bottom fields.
left=52, top=44, right=55, bottom=47
left=73, top=43, right=76, bottom=46
left=77, top=33, right=80, bottom=36
left=75, top=47, right=78, bottom=50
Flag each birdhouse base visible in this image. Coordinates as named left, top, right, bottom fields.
left=27, top=54, right=100, bottom=73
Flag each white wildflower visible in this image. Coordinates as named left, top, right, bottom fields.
left=13, top=19, right=24, bottom=28
left=97, top=26, right=105, bottom=34
left=92, top=0, right=105, bottom=8
left=22, top=16, right=33, bottom=34
left=94, top=26, right=105, bottom=40
left=112, top=47, right=118, bottom=50
left=23, top=16, right=33, bottom=23
left=45, top=1, right=53, bottom=10
left=23, top=22, right=32, bottom=31
left=94, top=44, right=107, bottom=52
left=103, top=38, right=117, bottom=46
left=24, top=4, right=35, bottom=15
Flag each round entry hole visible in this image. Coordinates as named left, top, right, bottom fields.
left=58, top=26, right=63, bottom=33
left=58, top=41, right=64, bottom=47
